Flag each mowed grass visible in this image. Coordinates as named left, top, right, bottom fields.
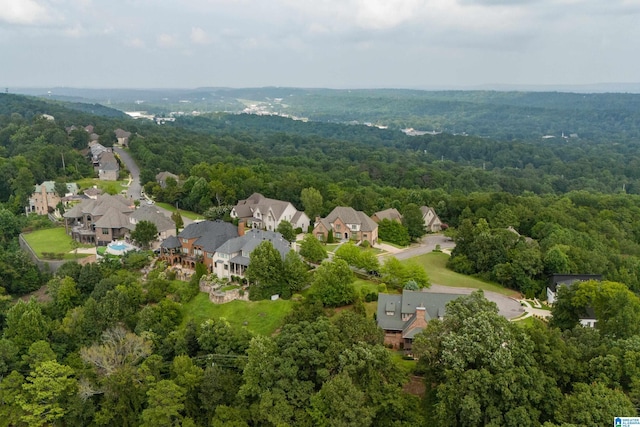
left=76, top=178, right=128, bottom=195
left=155, top=202, right=203, bottom=221
left=182, top=292, right=294, bottom=336
left=22, top=228, right=92, bottom=259
left=410, top=252, right=520, bottom=297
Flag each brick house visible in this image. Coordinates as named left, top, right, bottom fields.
left=231, top=192, right=310, bottom=232
left=313, top=206, right=378, bottom=244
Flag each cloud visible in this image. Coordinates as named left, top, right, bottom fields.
left=125, top=38, right=146, bottom=49
left=157, top=33, right=178, bottom=48
left=0, top=0, right=55, bottom=25
left=190, top=27, right=211, bottom=45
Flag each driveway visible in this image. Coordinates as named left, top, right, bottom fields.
left=393, top=234, right=456, bottom=260
left=113, top=146, right=194, bottom=226
left=425, top=284, right=525, bottom=320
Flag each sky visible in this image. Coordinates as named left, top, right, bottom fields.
left=0, top=0, right=639, bottom=89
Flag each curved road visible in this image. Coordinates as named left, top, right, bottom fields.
left=113, top=147, right=141, bottom=200
left=113, top=146, right=193, bottom=226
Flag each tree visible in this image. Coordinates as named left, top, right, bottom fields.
left=309, top=373, right=374, bottom=427
left=53, top=181, right=68, bottom=199
left=283, top=250, right=309, bottom=294
left=402, top=203, right=426, bottom=242
left=380, top=257, right=430, bottom=290
left=312, top=260, right=356, bottom=307
left=277, top=220, right=297, bottom=243
left=555, top=382, right=635, bottom=426
left=130, top=220, right=158, bottom=250
left=171, top=211, right=184, bottom=234
left=141, top=380, right=187, bottom=427
left=299, top=234, right=328, bottom=264
left=301, top=187, right=323, bottom=221
left=4, top=299, right=50, bottom=351
left=246, top=241, right=285, bottom=300
left=378, top=218, right=410, bottom=246
left=412, top=291, right=553, bottom=427
left=17, top=361, right=78, bottom=427
left=334, top=242, right=361, bottom=267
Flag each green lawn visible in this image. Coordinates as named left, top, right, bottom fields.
left=410, top=252, right=520, bottom=297
left=75, top=178, right=128, bottom=195
left=181, top=292, right=294, bottom=335
left=22, top=228, right=92, bottom=259
left=155, top=202, right=203, bottom=221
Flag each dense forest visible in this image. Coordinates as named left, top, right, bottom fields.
left=2, top=92, right=640, bottom=425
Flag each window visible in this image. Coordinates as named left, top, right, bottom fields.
left=224, top=264, right=228, bottom=270
left=336, top=224, right=341, bottom=231
left=102, top=228, right=109, bottom=235
left=182, top=238, right=188, bottom=244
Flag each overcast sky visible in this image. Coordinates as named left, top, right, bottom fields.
left=1, top=0, right=638, bottom=89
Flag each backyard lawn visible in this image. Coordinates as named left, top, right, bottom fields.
left=410, top=252, right=520, bottom=297
left=181, top=293, right=294, bottom=336
left=75, top=178, right=128, bottom=195
left=155, top=202, right=203, bottom=221
left=22, top=227, right=93, bottom=259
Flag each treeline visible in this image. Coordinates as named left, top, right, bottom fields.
left=0, top=250, right=423, bottom=426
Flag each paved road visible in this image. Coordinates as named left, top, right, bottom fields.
left=393, top=234, right=456, bottom=260
left=113, top=146, right=194, bottom=226
left=113, top=147, right=141, bottom=200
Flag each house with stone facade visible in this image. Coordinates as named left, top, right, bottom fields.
left=63, top=194, right=134, bottom=245
left=159, top=220, right=238, bottom=271
left=313, top=206, right=378, bottom=245
left=231, top=192, right=310, bottom=232
left=27, top=181, right=79, bottom=215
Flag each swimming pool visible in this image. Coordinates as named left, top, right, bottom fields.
left=105, top=240, right=137, bottom=255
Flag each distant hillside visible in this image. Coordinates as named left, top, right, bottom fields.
left=11, top=87, right=640, bottom=144
left=0, top=93, right=127, bottom=120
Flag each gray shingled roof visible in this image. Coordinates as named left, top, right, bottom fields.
left=373, top=208, right=402, bottom=222
left=232, top=192, right=292, bottom=222
left=63, top=194, right=133, bottom=219
left=99, top=152, right=119, bottom=171
left=217, top=229, right=290, bottom=259
left=129, top=205, right=175, bottom=232
left=161, top=235, right=181, bottom=249
left=376, top=290, right=461, bottom=333
left=324, top=206, right=378, bottom=232
left=93, top=207, right=131, bottom=229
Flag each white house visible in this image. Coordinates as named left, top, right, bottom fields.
left=231, top=193, right=310, bottom=231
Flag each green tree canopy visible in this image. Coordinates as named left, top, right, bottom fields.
left=130, top=220, right=158, bottom=249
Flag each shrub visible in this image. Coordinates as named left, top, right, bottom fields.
left=360, top=240, right=370, bottom=248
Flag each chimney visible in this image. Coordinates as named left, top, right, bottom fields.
left=238, top=220, right=245, bottom=236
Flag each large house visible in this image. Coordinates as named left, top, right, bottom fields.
left=420, top=206, right=443, bottom=232
left=547, top=274, right=602, bottom=328
left=546, top=274, right=603, bottom=304
left=231, top=192, right=310, bottom=231
left=377, top=290, right=461, bottom=352
left=159, top=220, right=239, bottom=271
left=128, top=204, right=176, bottom=245
left=27, top=181, right=79, bottom=215
left=156, top=171, right=179, bottom=188
left=97, top=151, right=119, bottom=181
left=114, top=129, right=131, bottom=146
left=313, top=206, right=378, bottom=245
left=63, top=194, right=135, bottom=245
left=212, top=229, right=291, bottom=279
